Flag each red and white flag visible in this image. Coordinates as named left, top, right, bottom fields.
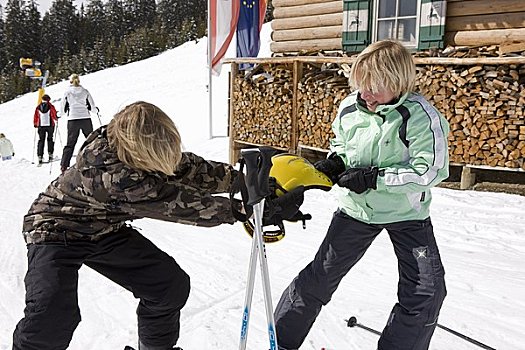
left=209, top=0, right=240, bottom=75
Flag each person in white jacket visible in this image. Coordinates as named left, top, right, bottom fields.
left=0, top=133, right=15, bottom=160
left=60, top=73, right=97, bottom=173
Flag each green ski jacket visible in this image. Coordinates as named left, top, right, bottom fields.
left=331, top=91, right=450, bottom=224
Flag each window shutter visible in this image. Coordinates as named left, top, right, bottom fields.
left=342, top=0, right=372, bottom=53
left=418, top=0, right=447, bottom=50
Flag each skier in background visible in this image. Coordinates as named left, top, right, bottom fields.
left=33, top=94, right=58, bottom=165
left=0, top=132, right=15, bottom=160
left=273, top=40, right=450, bottom=350
left=12, top=101, right=304, bottom=350
left=60, top=73, right=96, bottom=173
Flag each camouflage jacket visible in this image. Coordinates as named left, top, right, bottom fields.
left=23, top=127, right=239, bottom=244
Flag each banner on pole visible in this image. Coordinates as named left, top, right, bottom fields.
left=236, top=0, right=266, bottom=70
left=210, top=0, right=240, bottom=75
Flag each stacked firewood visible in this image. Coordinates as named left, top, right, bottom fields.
left=417, top=64, right=525, bottom=169
left=230, top=54, right=525, bottom=169
left=231, top=64, right=294, bottom=148
left=297, top=64, right=350, bottom=149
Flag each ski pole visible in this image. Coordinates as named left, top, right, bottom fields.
left=436, top=323, right=496, bottom=350
left=239, top=211, right=260, bottom=349
left=238, top=147, right=280, bottom=350
left=345, top=316, right=382, bottom=336
left=96, top=107, right=102, bottom=126
left=32, top=128, right=37, bottom=164
left=345, top=316, right=497, bottom=350
left=56, top=122, right=63, bottom=148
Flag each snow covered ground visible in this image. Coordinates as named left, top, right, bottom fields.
left=1, top=25, right=524, bottom=350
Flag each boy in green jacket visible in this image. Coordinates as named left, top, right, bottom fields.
left=274, top=40, right=450, bottom=350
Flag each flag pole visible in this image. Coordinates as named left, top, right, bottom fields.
left=207, top=0, right=213, bottom=140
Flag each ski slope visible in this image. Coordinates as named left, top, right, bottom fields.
left=1, top=25, right=524, bottom=350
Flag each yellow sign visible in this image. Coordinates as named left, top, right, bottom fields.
left=24, top=68, right=42, bottom=77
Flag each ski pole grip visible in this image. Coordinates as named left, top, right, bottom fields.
left=241, top=147, right=281, bottom=205
left=241, top=149, right=264, bottom=205
left=257, top=146, right=280, bottom=198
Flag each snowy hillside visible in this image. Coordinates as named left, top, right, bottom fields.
left=1, top=26, right=524, bottom=350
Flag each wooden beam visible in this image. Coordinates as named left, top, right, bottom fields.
left=229, top=63, right=239, bottom=165
left=445, top=28, right=525, bottom=46
left=270, top=38, right=342, bottom=53
left=273, top=0, right=335, bottom=7
left=224, top=56, right=525, bottom=66
left=272, top=25, right=342, bottom=42
left=446, top=12, right=525, bottom=31
left=272, top=13, right=342, bottom=31
left=447, top=0, right=525, bottom=17
left=291, top=61, right=303, bottom=153
left=273, top=1, right=342, bottom=20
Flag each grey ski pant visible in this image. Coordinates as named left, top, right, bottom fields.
left=13, top=226, right=190, bottom=350
left=274, top=210, right=446, bottom=350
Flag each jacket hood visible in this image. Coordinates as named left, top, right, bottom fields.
left=38, top=102, right=50, bottom=113
left=68, top=85, right=85, bottom=95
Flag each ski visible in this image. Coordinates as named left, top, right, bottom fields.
left=36, top=157, right=60, bottom=166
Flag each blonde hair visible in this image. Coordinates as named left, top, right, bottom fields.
left=107, top=101, right=182, bottom=175
left=350, top=40, right=416, bottom=97
left=69, top=74, right=80, bottom=87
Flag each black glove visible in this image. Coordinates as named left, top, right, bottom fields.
left=263, top=186, right=305, bottom=226
left=314, top=153, right=345, bottom=183
left=337, top=167, right=379, bottom=194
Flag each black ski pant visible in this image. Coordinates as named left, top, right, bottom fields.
left=12, top=226, right=191, bottom=350
left=274, top=210, right=446, bottom=350
left=37, top=125, right=55, bottom=157
left=61, top=118, right=93, bottom=168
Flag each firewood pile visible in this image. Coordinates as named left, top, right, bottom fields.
left=417, top=64, right=525, bottom=169
left=231, top=64, right=294, bottom=148
left=230, top=46, right=525, bottom=169
left=297, top=64, right=350, bottom=149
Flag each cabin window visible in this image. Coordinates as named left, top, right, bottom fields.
left=342, top=0, right=446, bottom=52
left=374, top=0, right=419, bottom=47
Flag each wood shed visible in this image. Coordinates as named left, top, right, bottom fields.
left=227, top=0, right=525, bottom=187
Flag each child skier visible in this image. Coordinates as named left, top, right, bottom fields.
left=33, top=94, right=58, bottom=164
left=273, top=40, right=450, bottom=350
left=13, top=101, right=305, bottom=350
left=0, top=132, right=15, bottom=160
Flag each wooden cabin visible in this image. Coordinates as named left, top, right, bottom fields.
left=227, top=0, right=525, bottom=187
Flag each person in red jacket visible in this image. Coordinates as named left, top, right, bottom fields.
left=34, top=94, right=58, bottom=165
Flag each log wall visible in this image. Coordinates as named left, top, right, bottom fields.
left=228, top=55, right=525, bottom=171
left=446, top=0, right=525, bottom=47
left=271, top=0, right=525, bottom=53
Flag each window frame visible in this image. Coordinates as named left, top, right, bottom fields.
left=371, top=0, right=421, bottom=49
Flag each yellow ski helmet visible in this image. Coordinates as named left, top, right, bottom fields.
left=243, top=153, right=333, bottom=243
left=269, top=153, right=333, bottom=196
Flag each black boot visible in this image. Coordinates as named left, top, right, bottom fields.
left=137, top=341, right=183, bottom=350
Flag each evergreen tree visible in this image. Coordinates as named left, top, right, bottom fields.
left=0, top=5, right=7, bottom=71
left=84, top=0, right=105, bottom=48
left=22, top=0, right=42, bottom=61
left=103, top=0, right=125, bottom=43
left=4, top=0, right=26, bottom=67
left=41, top=0, right=78, bottom=63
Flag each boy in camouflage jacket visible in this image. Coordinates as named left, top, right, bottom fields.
left=13, top=101, right=301, bottom=350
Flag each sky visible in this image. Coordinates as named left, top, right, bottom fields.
left=1, top=25, right=524, bottom=350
